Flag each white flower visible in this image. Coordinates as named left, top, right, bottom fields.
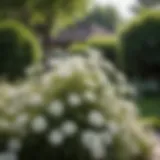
left=99, top=130, right=112, bottom=146
left=0, top=152, right=17, bottom=160
left=81, top=130, right=105, bottom=159
left=26, top=66, right=37, bottom=75
left=0, top=100, right=5, bottom=107
left=31, top=116, right=48, bottom=133
left=14, top=113, right=29, bottom=129
left=116, top=72, right=126, bottom=83
left=18, top=84, right=31, bottom=94
left=102, top=61, right=115, bottom=74
left=47, top=100, right=64, bottom=117
left=41, top=73, right=53, bottom=86
left=81, top=130, right=97, bottom=149
left=7, top=138, right=21, bottom=152
left=49, top=59, right=61, bottom=67
left=0, top=119, right=9, bottom=129
left=87, top=48, right=101, bottom=61
left=129, top=141, right=140, bottom=155
left=67, top=93, right=81, bottom=107
left=70, top=57, right=86, bottom=71
left=83, top=91, right=96, bottom=103
left=4, top=107, right=16, bottom=116
left=120, top=100, right=137, bottom=117
left=28, top=94, right=43, bottom=106
left=88, top=110, right=105, bottom=127
left=97, top=71, right=108, bottom=85
left=61, top=120, right=78, bottom=136
left=118, top=85, right=129, bottom=95
left=56, top=67, right=72, bottom=78
left=48, top=129, right=64, bottom=146
left=90, top=137, right=105, bottom=159
left=8, top=88, right=17, bottom=98
left=107, top=121, right=119, bottom=135
left=84, top=79, right=96, bottom=88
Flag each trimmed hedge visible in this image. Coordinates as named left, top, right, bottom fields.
left=119, top=10, right=160, bottom=79
left=68, top=43, right=89, bottom=54
left=0, top=20, right=42, bottom=80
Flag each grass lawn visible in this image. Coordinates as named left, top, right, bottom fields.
left=136, top=96, right=160, bottom=130
left=137, top=96, right=160, bottom=118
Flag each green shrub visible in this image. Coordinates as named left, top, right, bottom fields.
left=119, top=10, right=160, bottom=79
left=0, top=51, right=154, bottom=160
left=141, top=117, right=160, bottom=132
left=0, top=20, right=42, bottom=80
left=87, top=36, right=118, bottom=65
left=68, top=43, right=89, bottom=54
left=137, top=95, right=160, bottom=118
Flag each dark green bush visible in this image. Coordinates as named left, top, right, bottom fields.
left=119, top=10, right=160, bottom=79
left=0, top=20, right=42, bottom=80
left=87, top=36, right=118, bottom=65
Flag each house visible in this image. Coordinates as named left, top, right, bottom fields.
left=35, top=21, right=113, bottom=48
left=53, top=21, right=113, bottom=47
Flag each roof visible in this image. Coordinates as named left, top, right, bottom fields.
left=53, top=22, right=113, bottom=43
left=35, top=21, right=113, bottom=45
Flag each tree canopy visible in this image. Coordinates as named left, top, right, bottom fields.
left=85, top=5, right=120, bottom=31
left=131, top=0, right=160, bottom=14
left=0, top=0, right=91, bottom=31
left=138, top=0, right=160, bottom=7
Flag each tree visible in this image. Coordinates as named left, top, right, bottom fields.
left=131, top=0, right=160, bottom=14
left=0, top=0, right=90, bottom=45
left=34, top=0, right=89, bottom=32
left=85, top=5, right=120, bottom=31
left=0, top=1, right=34, bottom=25
left=138, top=0, right=160, bottom=7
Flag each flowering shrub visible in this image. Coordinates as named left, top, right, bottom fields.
left=0, top=50, right=155, bottom=160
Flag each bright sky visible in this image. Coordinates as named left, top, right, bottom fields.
left=95, top=0, right=137, bottom=18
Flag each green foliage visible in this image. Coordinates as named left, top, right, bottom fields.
left=119, top=10, right=160, bottom=79
left=68, top=43, right=89, bottom=54
left=0, top=20, right=42, bottom=80
left=138, top=0, right=160, bottom=7
left=85, top=5, right=120, bottom=31
left=141, top=117, right=160, bottom=133
left=69, top=37, right=118, bottom=66
left=0, top=51, right=154, bottom=160
left=0, top=0, right=29, bottom=11
left=0, top=0, right=91, bottom=34
left=138, top=96, right=160, bottom=118
left=88, top=36, right=118, bottom=65
left=131, top=0, right=160, bottom=14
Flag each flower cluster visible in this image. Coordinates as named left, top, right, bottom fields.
left=0, top=50, right=155, bottom=160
